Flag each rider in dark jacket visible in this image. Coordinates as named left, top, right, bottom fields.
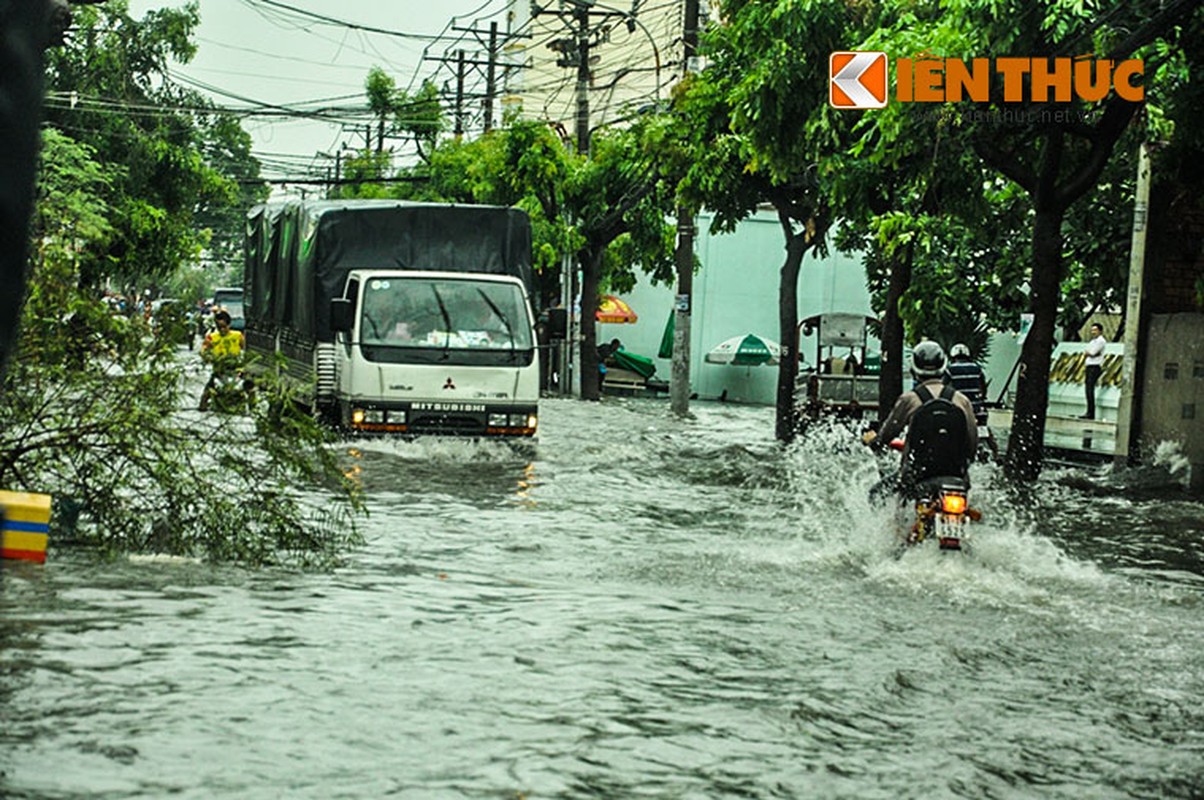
left=863, top=341, right=978, bottom=499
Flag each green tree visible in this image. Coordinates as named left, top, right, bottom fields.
left=363, top=67, right=444, bottom=161
left=42, top=0, right=248, bottom=290
left=861, top=0, right=1201, bottom=480
left=677, top=0, right=868, bottom=440
left=397, top=80, right=444, bottom=162
left=192, top=111, right=269, bottom=281
left=369, top=117, right=677, bottom=400
left=567, top=120, right=678, bottom=400
left=826, top=95, right=1022, bottom=414
left=366, top=66, right=395, bottom=154
left=2, top=129, right=362, bottom=566
left=331, top=149, right=396, bottom=199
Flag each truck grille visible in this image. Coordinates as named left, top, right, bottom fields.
left=407, top=414, right=486, bottom=436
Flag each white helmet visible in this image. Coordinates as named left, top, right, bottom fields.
left=950, top=343, right=971, bottom=359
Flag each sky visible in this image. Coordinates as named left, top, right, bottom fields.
left=126, top=0, right=510, bottom=187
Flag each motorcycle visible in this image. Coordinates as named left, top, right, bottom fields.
left=885, top=438, right=982, bottom=552
left=901, top=475, right=981, bottom=551
left=200, top=367, right=253, bottom=414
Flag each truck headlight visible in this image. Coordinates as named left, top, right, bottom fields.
left=351, top=408, right=365, bottom=425
left=384, top=410, right=406, bottom=424
left=364, top=409, right=384, bottom=424
left=488, top=413, right=508, bottom=427
left=526, top=414, right=538, bottom=430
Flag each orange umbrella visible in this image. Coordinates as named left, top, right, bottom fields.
left=596, top=294, right=638, bottom=324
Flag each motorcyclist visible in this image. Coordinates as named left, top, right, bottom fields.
left=199, top=310, right=246, bottom=411
left=947, top=342, right=999, bottom=460
left=862, top=341, right=978, bottom=500
left=946, top=343, right=987, bottom=421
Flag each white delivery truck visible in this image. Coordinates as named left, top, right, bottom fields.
left=243, top=200, right=539, bottom=438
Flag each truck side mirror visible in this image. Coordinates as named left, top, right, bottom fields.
left=546, top=307, right=567, bottom=339
left=330, top=298, right=353, bottom=333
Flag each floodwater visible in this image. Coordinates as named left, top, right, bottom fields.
left=2, top=397, right=1202, bottom=799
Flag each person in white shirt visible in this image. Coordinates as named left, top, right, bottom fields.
left=1083, top=322, right=1107, bottom=419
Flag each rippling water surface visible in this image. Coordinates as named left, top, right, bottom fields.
left=2, top=398, right=1203, bottom=798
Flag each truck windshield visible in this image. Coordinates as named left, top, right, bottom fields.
left=360, top=277, right=533, bottom=352
left=213, top=290, right=244, bottom=319
left=220, top=299, right=244, bottom=318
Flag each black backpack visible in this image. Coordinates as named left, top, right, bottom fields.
left=905, top=383, right=970, bottom=481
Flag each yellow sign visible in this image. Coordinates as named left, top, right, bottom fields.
left=1049, top=352, right=1123, bottom=387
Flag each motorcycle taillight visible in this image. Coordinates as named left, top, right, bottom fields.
left=940, top=492, right=967, bottom=514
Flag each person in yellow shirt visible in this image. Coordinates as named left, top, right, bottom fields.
left=200, top=310, right=247, bottom=411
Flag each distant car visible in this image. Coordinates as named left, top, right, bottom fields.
left=211, top=287, right=245, bottom=331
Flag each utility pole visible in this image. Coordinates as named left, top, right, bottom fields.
left=531, top=0, right=633, bottom=396
left=484, top=21, right=498, bottom=132
left=1114, top=139, right=1153, bottom=465
left=568, top=6, right=592, bottom=396
left=670, top=0, right=700, bottom=417
left=454, top=49, right=466, bottom=138
left=428, top=25, right=522, bottom=139
left=574, top=4, right=591, bottom=154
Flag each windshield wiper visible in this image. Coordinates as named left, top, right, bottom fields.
left=430, top=285, right=453, bottom=355
left=476, top=288, right=517, bottom=359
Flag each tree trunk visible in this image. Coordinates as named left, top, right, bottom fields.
left=878, top=243, right=912, bottom=422
left=1003, top=206, right=1064, bottom=482
left=775, top=229, right=807, bottom=443
left=579, top=247, right=604, bottom=401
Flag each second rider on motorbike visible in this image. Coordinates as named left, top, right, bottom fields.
left=862, top=341, right=978, bottom=501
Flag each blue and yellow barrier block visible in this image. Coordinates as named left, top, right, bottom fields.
left=1, top=490, right=51, bottom=564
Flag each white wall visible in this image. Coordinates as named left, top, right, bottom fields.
left=600, top=209, right=874, bottom=404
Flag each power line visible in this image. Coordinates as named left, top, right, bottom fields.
left=243, top=175, right=431, bottom=186
left=194, top=36, right=385, bottom=74
left=242, top=0, right=491, bottom=42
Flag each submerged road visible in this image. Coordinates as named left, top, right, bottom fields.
left=2, top=397, right=1202, bottom=798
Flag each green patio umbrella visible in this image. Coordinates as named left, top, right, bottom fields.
left=704, top=333, right=782, bottom=366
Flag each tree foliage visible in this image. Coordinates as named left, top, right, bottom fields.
left=42, top=0, right=264, bottom=291
left=672, top=0, right=1201, bottom=476
left=8, top=6, right=362, bottom=565
left=854, top=0, right=1202, bottom=480
left=2, top=129, right=363, bottom=566
left=677, top=0, right=863, bottom=440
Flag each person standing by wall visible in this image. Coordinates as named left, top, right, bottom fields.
left=1082, top=322, right=1107, bottom=420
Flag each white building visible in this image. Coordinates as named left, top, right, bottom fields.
left=503, top=1, right=692, bottom=137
